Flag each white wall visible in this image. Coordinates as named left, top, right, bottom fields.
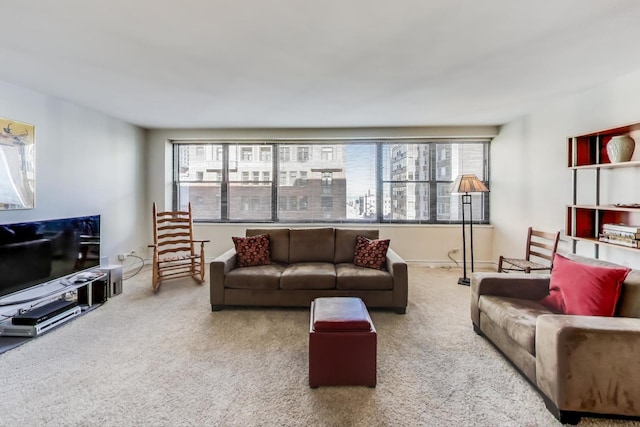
left=0, top=81, right=148, bottom=265
left=146, top=126, right=497, bottom=265
left=492, top=69, right=640, bottom=268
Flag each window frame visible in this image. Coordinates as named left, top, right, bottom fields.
left=173, top=139, right=490, bottom=224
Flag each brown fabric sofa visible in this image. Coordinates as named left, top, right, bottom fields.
left=471, top=253, right=640, bottom=424
left=210, top=228, right=408, bottom=313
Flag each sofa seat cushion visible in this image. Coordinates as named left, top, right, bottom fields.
left=335, top=263, right=393, bottom=290
left=478, top=295, right=554, bottom=355
left=280, top=263, right=336, bottom=290
left=225, top=264, right=285, bottom=290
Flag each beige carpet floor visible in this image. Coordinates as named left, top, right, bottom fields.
left=0, top=265, right=638, bottom=427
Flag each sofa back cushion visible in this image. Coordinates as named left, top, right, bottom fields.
left=289, top=228, right=335, bottom=263
left=246, top=229, right=290, bottom=264
left=334, top=229, right=379, bottom=263
left=617, top=270, right=640, bottom=318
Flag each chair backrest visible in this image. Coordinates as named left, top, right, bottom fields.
left=525, top=227, right=560, bottom=266
left=152, top=203, right=196, bottom=258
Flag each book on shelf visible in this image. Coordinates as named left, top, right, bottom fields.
left=600, top=232, right=639, bottom=243
left=602, top=223, right=640, bottom=234
left=601, top=229, right=640, bottom=239
left=599, top=234, right=640, bottom=248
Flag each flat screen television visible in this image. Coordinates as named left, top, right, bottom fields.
left=0, top=215, right=100, bottom=301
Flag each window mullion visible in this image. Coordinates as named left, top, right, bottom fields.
left=221, top=144, right=229, bottom=221
left=272, top=143, right=278, bottom=222
left=376, top=142, right=383, bottom=222
left=172, top=144, right=179, bottom=211
left=429, top=142, right=438, bottom=223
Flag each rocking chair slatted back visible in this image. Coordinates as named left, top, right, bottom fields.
left=149, top=203, right=209, bottom=292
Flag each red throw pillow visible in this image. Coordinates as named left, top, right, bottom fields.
left=232, top=234, right=271, bottom=267
left=353, top=235, right=390, bottom=270
left=539, top=254, right=630, bottom=316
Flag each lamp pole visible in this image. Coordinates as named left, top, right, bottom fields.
left=458, top=193, right=472, bottom=286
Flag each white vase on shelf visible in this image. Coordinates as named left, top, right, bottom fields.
left=606, top=135, right=635, bottom=163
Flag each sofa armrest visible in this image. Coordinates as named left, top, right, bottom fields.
left=386, top=248, right=408, bottom=313
left=209, top=248, right=237, bottom=308
left=471, top=272, right=550, bottom=327
left=535, top=314, right=640, bottom=416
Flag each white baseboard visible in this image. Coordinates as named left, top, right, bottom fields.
left=406, top=260, right=497, bottom=270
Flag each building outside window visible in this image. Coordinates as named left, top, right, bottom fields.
left=279, top=146, right=290, bottom=162
left=289, top=196, right=298, bottom=211
left=297, top=146, right=310, bottom=162
left=259, top=147, right=271, bottom=162
left=321, top=196, right=333, bottom=212
left=241, top=147, right=253, bottom=161
left=321, top=147, right=334, bottom=160
left=321, top=172, right=333, bottom=186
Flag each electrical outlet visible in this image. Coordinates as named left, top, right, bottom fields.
left=117, top=253, right=126, bottom=261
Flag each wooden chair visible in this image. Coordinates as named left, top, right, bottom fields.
left=498, top=227, right=560, bottom=273
left=149, top=203, right=209, bottom=292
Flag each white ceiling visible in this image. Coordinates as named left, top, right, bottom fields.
left=3, top=0, right=640, bottom=129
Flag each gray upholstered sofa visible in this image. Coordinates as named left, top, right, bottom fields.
left=471, top=253, right=640, bottom=424
left=210, top=228, right=408, bottom=313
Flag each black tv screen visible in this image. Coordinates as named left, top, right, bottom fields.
left=0, top=215, right=100, bottom=300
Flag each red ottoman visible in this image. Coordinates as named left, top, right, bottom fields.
left=309, top=297, right=377, bottom=388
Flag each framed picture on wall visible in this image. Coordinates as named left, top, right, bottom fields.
left=0, top=117, right=35, bottom=210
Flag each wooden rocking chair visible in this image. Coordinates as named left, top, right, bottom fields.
left=149, top=203, right=209, bottom=292
left=498, top=227, right=560, bottom=274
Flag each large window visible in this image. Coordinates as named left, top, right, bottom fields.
left=174, top=140, right=490, bottom=223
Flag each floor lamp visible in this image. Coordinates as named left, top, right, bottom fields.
left=449, top=174, right=489, bottom=286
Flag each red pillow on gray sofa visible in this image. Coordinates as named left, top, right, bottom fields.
left=539, top=254, right=630, bottom=316
left=353, top=235, right=390, bottom=270
left=232, top=234, right=271, bottom=267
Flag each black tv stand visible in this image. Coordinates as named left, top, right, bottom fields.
left=0, top=272, right=108, bottom=354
